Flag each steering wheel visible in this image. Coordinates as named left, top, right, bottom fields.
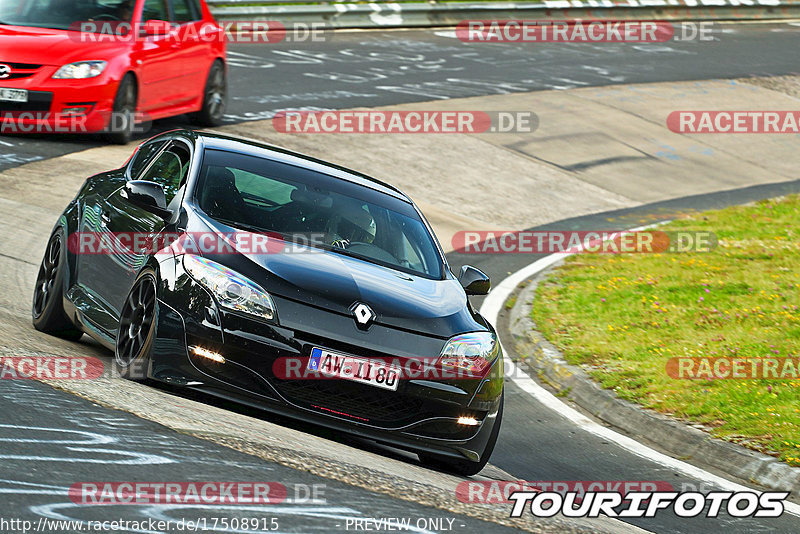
left=93, top=14, right=120, bottom=21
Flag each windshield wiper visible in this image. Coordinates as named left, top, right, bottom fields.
left=318, top=242, right=386, bottom=265
left=239, top=192, right=279, bottom=207
left=213, top=218, right=272, bottom=235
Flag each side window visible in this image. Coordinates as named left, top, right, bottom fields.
left=170, top=0, right=199, bottom=22
left=140, top=144, right=191, bottom=204
left=129, top=141, right=165, bottom=179
left=142, top=0, right=168, bottom=21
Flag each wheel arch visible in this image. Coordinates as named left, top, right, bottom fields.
left=120, top=71, right=140, bottom=108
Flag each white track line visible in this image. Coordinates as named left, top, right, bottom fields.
left=479, top=228, right=800, bottom=517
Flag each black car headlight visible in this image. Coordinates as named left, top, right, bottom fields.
left=183, top=254, right=276, bottom=322
left=437, top=332, right=498, bottom=376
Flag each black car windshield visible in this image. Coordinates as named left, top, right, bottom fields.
left=195, top=149, right=445, bottom=280
left=0, top=0, right=134, bottom=30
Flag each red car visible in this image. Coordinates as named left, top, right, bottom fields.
left=0, top=0, right=227, bottom=143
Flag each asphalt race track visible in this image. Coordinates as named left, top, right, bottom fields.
left=2, top=23, right=800, bottom=172
left=0, top=379, right=520, bottom=533
left=2, top=22, right=800, bottom=534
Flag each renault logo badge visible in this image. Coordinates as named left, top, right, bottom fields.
left=351, top=302, right=375, bottom=329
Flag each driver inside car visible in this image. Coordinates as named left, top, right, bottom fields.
left=116, top=0, right=134, bottom=21
left=33, top=0, right=77, bottom=22
left=326, top=200, right=377, bottom=250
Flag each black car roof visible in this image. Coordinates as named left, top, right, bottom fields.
left=171, top=130, right=412, bottom=203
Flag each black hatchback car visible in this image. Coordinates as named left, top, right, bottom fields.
left=32, top=130, right=504, bottom=475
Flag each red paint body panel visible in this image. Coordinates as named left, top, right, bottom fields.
left=0, top=0, right=226, bottom=133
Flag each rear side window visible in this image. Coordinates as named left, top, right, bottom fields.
left=129, top=141, right=165, bottom=179
left=142, top=0, right=169, bottom=21
left=171, top=0, right=199, bottom=22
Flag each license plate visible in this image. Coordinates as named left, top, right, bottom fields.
left=0, top=88, right=27, bottom=103
left=307, top=347, right=400, bottom=391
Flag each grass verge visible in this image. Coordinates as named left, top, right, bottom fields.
left=531, top=195, right=800, bottom=466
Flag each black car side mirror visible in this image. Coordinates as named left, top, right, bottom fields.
left=459, top=265, right=491, bottom=296
left=124, top=180, right=172, bottom=220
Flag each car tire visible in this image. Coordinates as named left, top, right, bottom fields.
left=418, top=392, right=504, bottom=477
left=191, top=59, right=227, bottom=127
left=115, top=270, right=157, bottom=381
left=107, top=73, right=137, bottom=145
left=32, top=229, right=83, bottom=340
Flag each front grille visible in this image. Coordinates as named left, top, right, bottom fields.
left=2, top=73, right=35, bottom=80
left=273, top=378, right=427, bottom=425
left=0, top=91, right=53, bottom=115
left=0, top=61, right=42, bottom=69
left=0, top=61, right=43, bottom=80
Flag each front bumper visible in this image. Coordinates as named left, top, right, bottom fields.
left=150, top=261, right=504, bottom=462
left=0, top=69, right=118, bottom=133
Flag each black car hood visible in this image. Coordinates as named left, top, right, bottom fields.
left=189, top=215, right=484, bottom=338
